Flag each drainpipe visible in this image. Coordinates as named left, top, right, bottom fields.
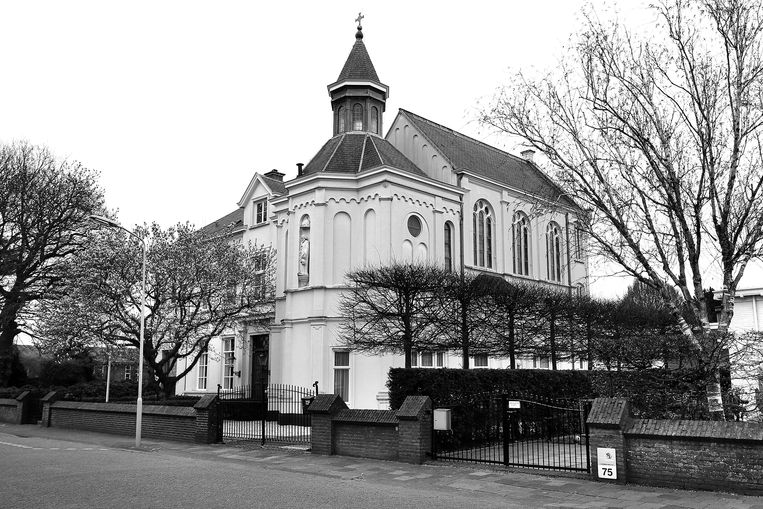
left=565, top=212, right=572, bottom=297
left=457, top=174, right=465, bottom=275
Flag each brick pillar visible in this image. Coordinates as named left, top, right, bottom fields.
left=39, top=391, right=61, bottom=428
left=395, top=395, right=432, bottom=464
left=307, top=394, right=347, bottom=455
left=14, top=390, right=31, bottom=424
left=193, top=394, right=220, bottom=444
left=586, top=397, right=631, bottom=484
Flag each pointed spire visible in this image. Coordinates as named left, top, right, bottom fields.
left=335, top=14, right=381, bottom=84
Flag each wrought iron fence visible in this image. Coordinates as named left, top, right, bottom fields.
left=217, top=383, right=317, bottom=445
left=433, top=392, right=591, bottom=472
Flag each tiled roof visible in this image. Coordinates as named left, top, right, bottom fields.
left=261, top=175, right=287, bottom=196
left=302, top=132, right=426, bottom=178
left=200, top=208, right=244, bottom=236
left=399, top=110, right=578, bottom=209
left=336, top=35, right=382, bottom=85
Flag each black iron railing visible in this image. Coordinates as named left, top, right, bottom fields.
left=433, top=392, right=591, bottom=472
left=217, top=383, right=317, bottom=445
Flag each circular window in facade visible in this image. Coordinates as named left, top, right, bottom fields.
left=407, top=215, right=422, bottom=237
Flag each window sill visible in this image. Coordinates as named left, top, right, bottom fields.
left=248, top=221, right=269, bottom=230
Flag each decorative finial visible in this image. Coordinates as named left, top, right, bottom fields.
left=355, top=12, right=364, bottom=39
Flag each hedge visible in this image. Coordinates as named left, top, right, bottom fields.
left=387, top=368, right=728, bottom=419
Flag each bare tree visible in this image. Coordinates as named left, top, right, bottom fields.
left=34, top=223, right=274, bottom=397
left=0, top=142, right=103, bottom=386
left=481, top=0, right=763, bottom=416
left=338, top=263, right=448, bottom=368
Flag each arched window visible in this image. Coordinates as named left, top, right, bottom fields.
left=512, top=212, right=530, bottom=276
left=472, top=200, right=493, bottom=269
left=337, top=106, right=345, bottom=132
left=352, top=104, right=363, bottom=131
left=444, top=221, right=454, bottom=272
left=370, top=106, right=379, bottom=134
left=546, top=222, right=562, bottom=282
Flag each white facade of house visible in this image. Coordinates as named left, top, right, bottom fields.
left=175, top=23, right=590, bottom=408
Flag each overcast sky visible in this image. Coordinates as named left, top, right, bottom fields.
left=2, top=1, right=760, bottom=295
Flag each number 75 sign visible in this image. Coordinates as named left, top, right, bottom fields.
left=597, top=448, right=617, bottom=479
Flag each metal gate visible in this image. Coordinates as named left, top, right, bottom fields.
left=432, top=393, right=591, bottom=472
left=217, top=382, right=317, bottom=445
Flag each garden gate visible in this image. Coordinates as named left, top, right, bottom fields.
left=432, top=393, right=591, bottom=472
left=216, top=382, right=317, bottom=445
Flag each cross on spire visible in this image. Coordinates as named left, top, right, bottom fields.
left=355, top=12, right=364, bottom=29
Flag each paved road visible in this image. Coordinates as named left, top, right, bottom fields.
left=1, top=423, right=762, bottom=508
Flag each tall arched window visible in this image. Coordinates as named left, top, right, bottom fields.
left=444, top=221, right=454, bottom=271
left=370, top=106, right=379, bottom=134
left=512, top=212, right=530, bottom=276
left=337, top=106, right=345, bottom=132
left=546, top=222, right=562, bottom=282
left=472, top=200, right=493, bottom=269
left=352, top=104, right=363, bottom=131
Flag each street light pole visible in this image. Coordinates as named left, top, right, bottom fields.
left=89, top=215, right=147, bottom=448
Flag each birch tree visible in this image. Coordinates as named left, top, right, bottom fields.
left=482, top=0, right=763, bottom=416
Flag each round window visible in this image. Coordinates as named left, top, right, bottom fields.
left=407, top=215, right=422, bottom=237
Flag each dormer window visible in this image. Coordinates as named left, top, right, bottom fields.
left=255, top=199, right=268, bottom=225
left=352, top=104, right=363, bottom=131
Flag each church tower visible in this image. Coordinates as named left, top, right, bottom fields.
left=327, top=14, right=389, bottom=136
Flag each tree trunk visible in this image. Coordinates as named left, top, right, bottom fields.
left=549, top=308, right=557, bottom=370
left=461, top=301, right=470, bottom=369
left=508, top=314, right=516, bottom=369
left=0, top=299, right=22, bottom=387
left=586, top=319, right=593, bottom=370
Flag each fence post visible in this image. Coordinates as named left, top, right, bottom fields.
left=261, top=378, right=267, bottom=446
left=501, top=395, right=509, bottom=466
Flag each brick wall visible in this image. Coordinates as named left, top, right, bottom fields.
left=0, top=398, right=18, bottom=423
left=40, top=392, right=221, bottom=444
left=587, top=397, right=763, bottom=495
left=49, top=401, right=196, bottom=442
left=308, top=394, right=432, bottom=464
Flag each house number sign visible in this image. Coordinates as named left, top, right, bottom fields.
left=597, top=448, right=617, bottom=479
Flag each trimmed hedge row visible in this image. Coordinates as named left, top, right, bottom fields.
left=387, top=368, right=721, bottom=419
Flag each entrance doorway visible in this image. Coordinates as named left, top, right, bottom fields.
left=250, top=334, right=269, bottom=390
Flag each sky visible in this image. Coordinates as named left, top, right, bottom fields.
left=1, top=1, right=761, bottom=296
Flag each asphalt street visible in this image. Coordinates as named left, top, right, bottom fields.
left=1, top=424, right=762, bottom=509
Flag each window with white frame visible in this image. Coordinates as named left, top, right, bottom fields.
left=124, top=364, right=133, bottom=380
left=334, top=351, right=350, bottom=401
left=474, top=354, right=488, bottom=367
left=573, top=223, right=583, bottom=260
left=512, top=212, right=531, bottom=276
left=546, top=222, right=562, bottom=282
left=222, top=337, right=235, bottom=390
left=253, top=250, right=269, bottom=298
left=411, top=351, right=445, bottom=368
left=444, top=222, right=454, bottom=272
left=472, top=200, right=493, bottom=269
left=533, top=356, right=550, bottom=369
left=352, top=103, right=363, bottom=131
left=255, top=199, right=268, bottom=225
left=197, top=352, right=208, bottom=390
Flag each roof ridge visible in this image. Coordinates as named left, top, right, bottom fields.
left=358, top=134, right=368, bottom=172
left=400, top=108, right=529, bottom=166
left=368, top=136, right=385, bottom=167
left=322, top=133, right=346, bottom=172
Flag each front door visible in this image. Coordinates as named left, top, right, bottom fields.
left=250, top=334, right=269, bottom=399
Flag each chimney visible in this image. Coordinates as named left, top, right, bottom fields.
left=264, top=169, right=284, bottom=182
left=520, top=149, right=535, bottom=162
left=296, top=163, right=304, bottom=177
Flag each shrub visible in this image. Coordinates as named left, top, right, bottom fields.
left=40, top=358, right=94, bottom=386
left=387, top=367, right=720, bottom=418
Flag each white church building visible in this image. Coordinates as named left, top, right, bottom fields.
left=174, top=21, right=590, bottom=408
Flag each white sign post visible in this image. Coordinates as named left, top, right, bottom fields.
left=597, top=447, right=617, bottom=479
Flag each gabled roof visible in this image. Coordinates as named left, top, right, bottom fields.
left=200, top=208, right=244, bottom=237
left=261, top=174, right=287, bottom=196
left=398, top=109, right=578, bottom=209
left=301, top=132, right=425, bottom=177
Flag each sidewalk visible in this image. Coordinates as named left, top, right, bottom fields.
left=2, top=422, right=762, bottom=509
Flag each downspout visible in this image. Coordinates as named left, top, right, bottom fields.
left=565, top=212, right=572, bottom=297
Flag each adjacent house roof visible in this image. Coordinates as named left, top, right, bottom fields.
left=398, top=109, right=578, bottom=209
left=302, top=132, right=426, bottom=178
left=200, top=208, right=244, bottom=237
left=261, top=174, right=287, bottom=196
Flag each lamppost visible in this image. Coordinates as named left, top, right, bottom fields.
left=89, top=215, right=147, bottom=448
